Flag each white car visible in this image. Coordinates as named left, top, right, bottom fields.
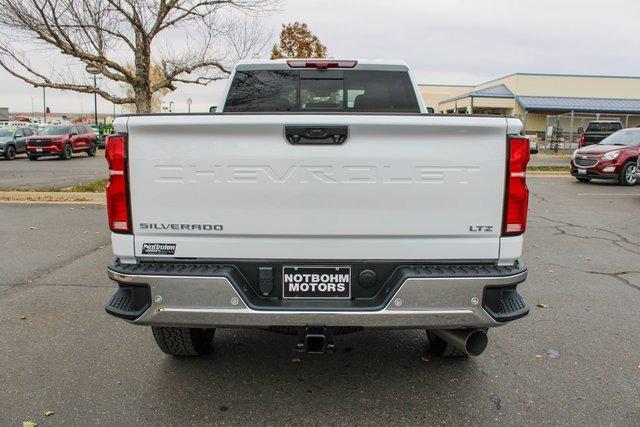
left=104, top=59, right=531, bottom=358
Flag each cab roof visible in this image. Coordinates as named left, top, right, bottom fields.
left=234, top=59, right=410, bottom=72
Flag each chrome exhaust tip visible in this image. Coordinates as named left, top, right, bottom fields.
left=429, top=329, right=488, bottom=357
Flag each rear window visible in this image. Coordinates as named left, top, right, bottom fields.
left=224, top=69, right=420, bottom=113
left=586, top=122, right=623, bottom=132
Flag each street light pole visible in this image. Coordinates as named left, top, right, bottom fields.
left=85, top=65, right=101, bottom=125
left=43, top=87, right=47, bottom=124
left=93, top=75, right=98, bottom=125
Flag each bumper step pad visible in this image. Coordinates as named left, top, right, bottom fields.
left=482, top=287, right=529, bottom=322
left=105, top=285, right=151, bottom=320
left=108, top=259, right=526, bottom=279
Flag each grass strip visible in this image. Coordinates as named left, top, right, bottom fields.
left=62, top=178, right=108, bottom=193
left=527, top=166, right=569, bottom=172
left=0, top=178, right=108, bottom=193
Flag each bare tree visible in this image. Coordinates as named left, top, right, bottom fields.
left=0, top=0, right=279, bottom=113
left=225, top=17, right=272, bottom=61
left=123, top=63, right=172, bottom=113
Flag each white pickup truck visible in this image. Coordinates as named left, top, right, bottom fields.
left=105, top=59, right=531, bottom=358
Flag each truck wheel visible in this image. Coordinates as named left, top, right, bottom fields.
left=151, top=326, right=215, bottom=356
left=60, top=143, right=72, bottom=160
left=619, top=161, right=638, bottom=186
left=576, top=177, right=591, bottom=183
left=4, top=145, right=16, bottom=160
left=27, top=153, right=38, bottom=161
left=87, top=141, right=96, bottom=157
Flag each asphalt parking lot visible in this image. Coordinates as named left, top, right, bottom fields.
left=1, top=176, right=639, bottom=425
left=0, top=150, right=107, bottom=190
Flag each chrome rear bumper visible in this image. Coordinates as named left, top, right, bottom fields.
left=107, top=267, right=527, bottom=329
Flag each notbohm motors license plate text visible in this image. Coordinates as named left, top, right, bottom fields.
left=282, top=266, right=351, bottom=299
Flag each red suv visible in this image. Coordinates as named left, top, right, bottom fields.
left=571, top=128, right=640, bottom=185
left=26, top=124, right=97, bottom=160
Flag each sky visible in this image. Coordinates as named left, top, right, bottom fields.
left=1, top=0, right=639, bottom=115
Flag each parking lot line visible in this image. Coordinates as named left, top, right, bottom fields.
left=576, top=193, right=639, bottom=196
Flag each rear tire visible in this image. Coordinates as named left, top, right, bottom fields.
left=27, top=153, right=37, bottom=161
left=60, top=143, right=72, bottom=160
left=576, top=177, right=591, bottom=183
left=619, top=161, right=638, bottom=186
left=4, top=145, right=16, bottom=160
left=151, top=326, right=215, bottom=356
left=87, top=141, right=96, bottom=157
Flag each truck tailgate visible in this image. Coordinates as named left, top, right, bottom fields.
left=126, top=114, right=508, bottom=261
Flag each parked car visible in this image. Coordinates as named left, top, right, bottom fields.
left=578, top=120, right=624, bottom=147
left=89, top=125, right=104, bottom=148
left=105, top=59, right=532, bottom=359
left=25, top=124, right=41, bottom=134
left=571, top=128, right=640, bottom=185
left=0, top=126, right=35, bottom=160
left=26, top=124, right=97, bottom=160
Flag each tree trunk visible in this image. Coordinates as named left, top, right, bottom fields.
left=134, top=32, right=152, bottom=114
left=134, top=85, right=152, bottom=114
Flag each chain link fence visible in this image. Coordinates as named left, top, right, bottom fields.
left=542, top=112, right=640, bottom=150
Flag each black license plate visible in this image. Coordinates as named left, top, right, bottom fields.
left=282, top=266, right=351, bottom=299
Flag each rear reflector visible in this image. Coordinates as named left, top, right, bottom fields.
left=105, top=134, right=131, bottom=233
left=286, top=59, right=358, bottom=69
left=503, top=137, right=530, bottom=236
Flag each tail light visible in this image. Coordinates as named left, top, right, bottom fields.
left=286, top=59, right=358, bottom=69
left=579, top=133, right=586, bottom=147
left=503, top=137, right=530, bottom=236
left=105, top=134, right=131, bottom=233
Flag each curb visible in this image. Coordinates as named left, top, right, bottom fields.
left=0, top=191, right=106, bottom=205
left=527, top=173, right=571, bottom=178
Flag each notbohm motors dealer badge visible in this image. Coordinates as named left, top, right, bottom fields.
left=141, top=243, right=176, bottom=255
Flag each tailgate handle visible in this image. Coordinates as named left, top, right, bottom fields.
left=285, top=126, right=348, bottom=145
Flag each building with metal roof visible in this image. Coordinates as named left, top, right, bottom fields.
left=516, top=96, right=640, bottom=114
left=0, top=107, right=9, bottom=123
left=443, top=84, right=515, bottom=102
left=419, top=73, right=640, bottom=136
